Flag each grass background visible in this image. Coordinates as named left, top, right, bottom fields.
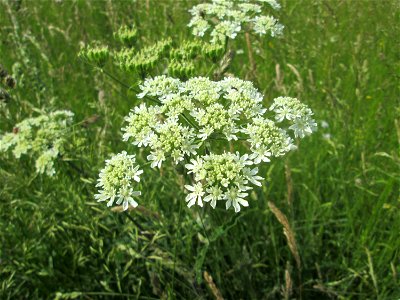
left=0, top=0, right=399, bottom=299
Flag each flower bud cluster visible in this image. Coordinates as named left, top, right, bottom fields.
left=0, top=110, right=74, bottom=176
left=113, top=37, right=224, bottom=79
left=114, top=25, right=138, bottom=46
left=188, top=0, right=284, bottom=44
left=114, top=38, right=172, bottom=74
left=168, top=60, right=195, bottom=79
left=78, top=44, right=110, bottom=67
left=95, top=151, right=142, bottom=210
left=115, top=75, right=316, bottom=212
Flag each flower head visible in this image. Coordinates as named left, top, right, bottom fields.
left=0, top=110, right=74, bottom=176
left=188, top=0, right=284, bottom=43
left=95, top=151, right=142, bottom=210
left=116, top=75, right=316, bottom=213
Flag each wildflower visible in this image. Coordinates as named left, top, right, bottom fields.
left=243, top=117, right=296, bottom=161
left=188, top=0, right=284, bottom=43
left=115, top=75, right=315, bottom=213
left=225, top=186, right=248, bottom=213
left=190, top=103, right=238, bottom=140
left=35, top=148, right=58, bottom=176
left=137, top=75, right=181, bottom=99
left=95, top=151, right=142, bottom=210
left=253, top=16, right=284, bottom=37
left=242, top=166, right=263, bottom=186
left=0, top=110, right=74, bottom=176
left=270, top=96, right=317, bottom=138
left=204, top=186, right=224, bottom=208
left=289, top=116, right=318, bottom=138
left=122, top=103, right=161, bottom=147
left=149, top=119, right=198, bottom=166
left=185, top=182, right=205, bottom=207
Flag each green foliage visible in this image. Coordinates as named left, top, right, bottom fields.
left=0, top=0, right=399, bottom=299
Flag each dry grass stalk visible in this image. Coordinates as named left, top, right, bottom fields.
left=285, top=162, right=293, bottom=208
left=146, top=0, right=150, bottom=15
left=282, top=262, right=293, bottom=300
left=268, top=201, right=301, bottom=270
left=313, top=283, right=338, bottom=299
left=203, top=271, right=224, bottom=300
left=287, top=63, right=303, bottom=93
left=275, top=63, right=286, bottom=94
left=245, top=32, right=256, bottom=76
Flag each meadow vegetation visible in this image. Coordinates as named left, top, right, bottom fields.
left=0, top=0, right=399, bottom=299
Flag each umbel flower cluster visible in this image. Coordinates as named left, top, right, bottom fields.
left=96, top=75, right=316, bottom=212
left=79, top=32, right=226, bottom=79
left=188, top=0, right=284, bottom=44
left=0, top=110, right=74, bottom=176
left=95, top=151, right=143, bottom=210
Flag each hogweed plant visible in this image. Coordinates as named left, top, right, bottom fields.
left=188, top=0, right=284, bottom=44
left=95, top=75, right=316, bottom=212
left=86, top=0, right=317, bottom=213
left=0, top=110, right=75, bottom=176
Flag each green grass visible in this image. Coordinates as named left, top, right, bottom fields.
left=0, top=0, right=399, bottom=299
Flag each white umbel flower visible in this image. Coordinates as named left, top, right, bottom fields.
left=95, top=151, right=142, bottom=210
left=117, top=75, right=316, bottom=214
left=270, top=96, right=317, bottom=138
left=188, top=0, right=284, bottom=43
left=0, top=110, right=74, bottom=177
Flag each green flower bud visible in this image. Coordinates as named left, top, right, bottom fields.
left=168, top=60, right=195, bottom=79
left=203, top=43, right=225, bottom=61
left=78, top=43, right=110, bottom=68
left=114, top=25, right=138, bottom=46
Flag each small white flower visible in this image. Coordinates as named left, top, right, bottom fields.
left=250, top=147, right=271, bottom=164
left=185, top=183, right=205, bottom=207
left=204, top=186, right=224, bottom=208
left=234, top=176, right=251, bottom=191
left=116, top=188, right=141, bottom=210
left=185, top=157, right=205, bottom=178
left=290, top=117, right=318, bottom=138
left=147, top=150, right=166, bottom=168
left=225, top=187, right=248, bottom=213
left=242, top=167, right=263, bottom=186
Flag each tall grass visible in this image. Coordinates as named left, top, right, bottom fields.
left=0, top=0, right=399, bottom=299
